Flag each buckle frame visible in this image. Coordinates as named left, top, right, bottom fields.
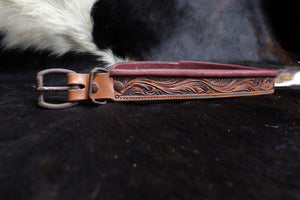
left=88, top=67, right=109, bottom=105
left=36, top=68, right=79, bottom=109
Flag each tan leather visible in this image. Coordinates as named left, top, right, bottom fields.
left=67, top=72, right=276, bottom=102
left=92, top=73, right=115, bottom=100
left=67, top=73, right=89, bottom=101
left=68, top=73, right=115, bottom=102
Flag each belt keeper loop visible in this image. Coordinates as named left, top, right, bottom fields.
left=88, top=67, right=109, bottom=105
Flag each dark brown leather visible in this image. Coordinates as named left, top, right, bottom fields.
left=66, top=61, right=278, bottom=103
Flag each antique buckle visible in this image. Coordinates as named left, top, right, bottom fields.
left=36, top=68, right=79, bottom=109
left=88, top=67, right=109, bottom=105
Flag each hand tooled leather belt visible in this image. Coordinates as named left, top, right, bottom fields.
left=36, top=61, right=278, bottom=109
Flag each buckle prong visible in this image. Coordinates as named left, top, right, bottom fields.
left=36, top=68, right=79, bottom=109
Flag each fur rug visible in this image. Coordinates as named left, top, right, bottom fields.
left=1, top=0, right=296, bottom=69
left=0, top=1, right=300, bottom=200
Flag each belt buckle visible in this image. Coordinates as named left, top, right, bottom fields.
left=36, top=68, right=79, bottom=109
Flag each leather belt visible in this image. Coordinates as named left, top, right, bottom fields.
left=36, top=61, right=278, bottom=109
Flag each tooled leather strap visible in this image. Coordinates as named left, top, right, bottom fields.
left=66, top=61, right=278, bottom=103
left=36, top=61, right=278, bottom=109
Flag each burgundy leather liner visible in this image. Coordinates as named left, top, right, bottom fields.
left=110, top=61, right=278, bottom=77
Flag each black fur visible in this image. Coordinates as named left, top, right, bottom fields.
left=92, top=0, right=187, bottom=60
left=1, top=0, right=299, bottom=68
left=91, top=0, right=298, bottom=65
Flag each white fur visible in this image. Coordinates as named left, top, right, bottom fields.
left=275, top=71, right=300, bottom=87
left=0, top=0, right=125, bottom=67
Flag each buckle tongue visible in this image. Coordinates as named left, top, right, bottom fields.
left=36, top=68, right=79, bottom=109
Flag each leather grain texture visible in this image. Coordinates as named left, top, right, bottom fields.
left=66, top=62, right=277, bottom=102
left=110, top=61, right=279, bottom=77
left=112, top=77, right=275, bottom=101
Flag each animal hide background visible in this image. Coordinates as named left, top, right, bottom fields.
left=1, top=0, right=299, bottom=69
left=0, top=1, right=299, bottom=200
